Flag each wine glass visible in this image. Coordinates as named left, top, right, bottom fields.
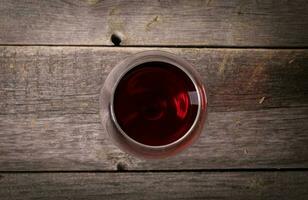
left=100, top=50, right=207, bottom=159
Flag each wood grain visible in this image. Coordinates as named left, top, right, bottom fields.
left=0, top=0, right=308, bottom=46
left=0, top=47, right=307, bottom=170
left=0, top=172, right=307, bottom=200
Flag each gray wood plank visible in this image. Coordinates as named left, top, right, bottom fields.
left=0, top=172, right=307, bottom=200
left=0, top=47, right=307, bottom=170
left=0, top=0, right=308, bottom=46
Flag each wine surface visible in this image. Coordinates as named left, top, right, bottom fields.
left=113, top=62, right=199, bottom=146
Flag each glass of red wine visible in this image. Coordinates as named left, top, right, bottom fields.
left=100, top=51, right=207, bottom=159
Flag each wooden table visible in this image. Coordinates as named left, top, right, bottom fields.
left=0, top=0, right=308, bottom=199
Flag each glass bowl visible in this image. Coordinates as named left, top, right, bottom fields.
left=100, top=50, right=207, bottom=159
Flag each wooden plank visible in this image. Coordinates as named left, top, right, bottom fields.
left=0, top=47, right=307, bottom=113
left=0, top=47, right=307, bottom=170
left=0, top=0, right=308, bottom=46
left=0, top=172, right=307, bottom=200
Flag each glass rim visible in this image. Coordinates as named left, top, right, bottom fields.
left=109, top=50, right=205, bottom=149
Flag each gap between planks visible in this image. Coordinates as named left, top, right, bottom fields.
left=1, top=168, right=308, bottom=174
left=0, top=44, right=308, bottom=49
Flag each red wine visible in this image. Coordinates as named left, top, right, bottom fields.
left=113, top=61, right=199, bottom=146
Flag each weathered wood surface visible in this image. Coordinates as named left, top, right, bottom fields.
left=0, top=47, right=307, bottom=171
left=0, top=172, right=307, bottom=200
left=1, top=0, right=308, bottom=46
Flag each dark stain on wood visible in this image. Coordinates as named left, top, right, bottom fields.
left=116, top=161, right=128, bottom=171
